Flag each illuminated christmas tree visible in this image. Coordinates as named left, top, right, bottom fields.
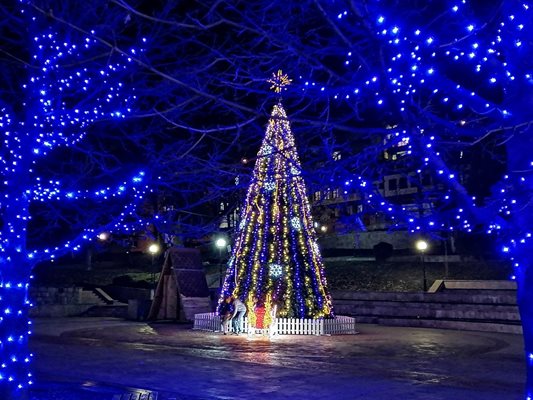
left=219, top=71, right=333, bottom=320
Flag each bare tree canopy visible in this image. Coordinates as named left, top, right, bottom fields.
left=0, top=0, right=532, bottom=397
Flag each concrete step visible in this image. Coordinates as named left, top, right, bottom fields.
left=80, top=288, right=116, bottom=306
left=93, top=287, right=115, bottom=305
left=334, top=301, right=520, bottom=322
left=332, top=288, right=522, bottom=334
left=333, top=290, right=517, bottom=305
left=363, top=316, right=523, bottom=334
left=80, top=290, right=108, bottom=305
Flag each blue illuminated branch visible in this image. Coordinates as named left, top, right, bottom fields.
left=27, top=29, right=143, bottom=156
left=333, top=124, right=489, bottom=234
left=23, top=171, right=151, bottom=263
left=302, top=0, right=532, bottom=239
left=341, top=174, right=445, bottom=234
left=31, top=171, right=146, bottom=201
left=0, top=173, right=150, bottom=265
left=306, top=1, right=531, bottom=115
left=25, top=197, right=149, bottom=264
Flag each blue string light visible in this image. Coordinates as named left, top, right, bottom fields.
left=0, top=3, right=148, bottom=395
left=298, top=1, right=532, bottom=247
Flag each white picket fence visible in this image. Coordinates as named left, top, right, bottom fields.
left=193, top=313, right=357, bottom=335
left=276, top=317, right=324, bottom=335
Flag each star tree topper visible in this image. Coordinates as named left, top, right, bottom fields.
left=268, top=69, right=292, bottom=93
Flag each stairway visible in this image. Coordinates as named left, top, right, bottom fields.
left=332, top=280, right=522, bottom=334
left=81, top=287, right=115, bottom=305
left=80, top=288, right=128, bottom=318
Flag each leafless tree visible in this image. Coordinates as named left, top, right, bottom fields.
left=1, top=0, right=531, bottom=397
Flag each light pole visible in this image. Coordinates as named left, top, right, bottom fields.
left=215, top=237, right=227, bottom=289
left=87, top=232, right=110, bottom=271
left=148, top=243, right=160, bottom=289
left=416, top=239, right=429, bottom=291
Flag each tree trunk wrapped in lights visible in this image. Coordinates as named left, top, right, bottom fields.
left=0, top=254, right=33, bottom=400
left=219, top=72, right=333, bottom=320
left=0, top=3, right=147, bottom=398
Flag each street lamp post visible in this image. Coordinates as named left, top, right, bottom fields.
left=87, top=232, right=110, bottom=271
left=215, top=237, right=227, bottom=289
left=148, top=243, right=160, bottom=290
left=415, top=240, right=429, bottom=292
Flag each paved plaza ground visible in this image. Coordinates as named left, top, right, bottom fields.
left=29, top=318, right=526, bottom=399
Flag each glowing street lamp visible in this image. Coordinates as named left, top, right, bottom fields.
left=215, top=238, right=227, bottom=250
left=215, top=237, right=227, bottom=289
left=415, top=239, right=428, bottom=253
left=148, top=243, right=160, bottom=256
left=415, top=239, right=429, bottom=291
left=97, top=232, right=109, bottom=241
left=148, top=243, right=160, bottom=288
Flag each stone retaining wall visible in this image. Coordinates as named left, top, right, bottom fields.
left=30, top=286, right=83, bottom=305
left=29, top=286, right=127, bottom=318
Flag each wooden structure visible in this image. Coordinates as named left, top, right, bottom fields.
left=148, top=247, right=210, bottom=321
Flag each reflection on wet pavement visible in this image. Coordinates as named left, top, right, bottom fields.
left=30, top=319, right=525, bottom=400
